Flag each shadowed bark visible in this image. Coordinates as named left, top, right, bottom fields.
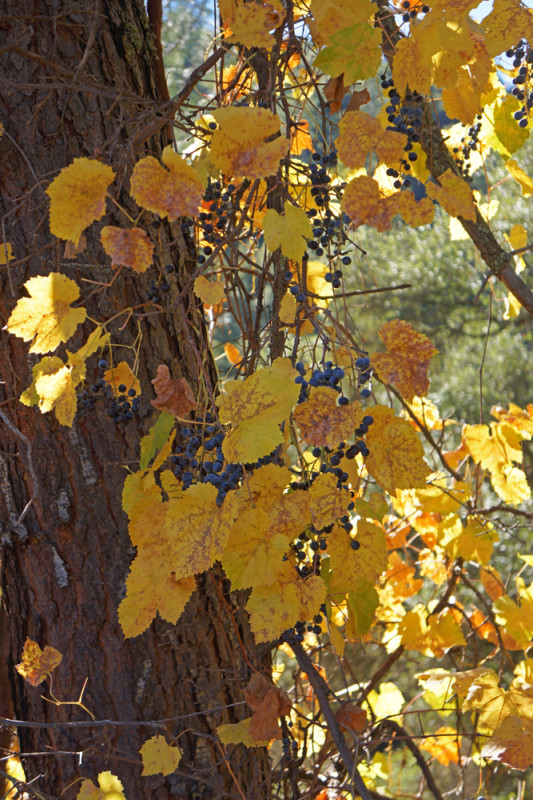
left=0, top=2, right=269, bottom=797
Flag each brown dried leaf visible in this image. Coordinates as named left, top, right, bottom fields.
left=151, top=365, right=197, bottom=418
left=335, top=702, right=368, bottom=733
left=244, top=674, right=292, bottom=742
left=324, top=74, right=346, bottom=113
left=346, top=88, right=371, bottom=112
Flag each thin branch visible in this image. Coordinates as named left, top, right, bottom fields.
left=289, top=640, right=371, bottom=800
left=376, top=720, right=443, bottom=800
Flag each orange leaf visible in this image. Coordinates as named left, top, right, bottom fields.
left=290, top=119, right=312, bottom=155
left=103, top=362, right=141, bottom=398
left=341, top=176, right=396, bottom=232
left=324, top=75, right=347, bottom=113
left=420, top=726, right=461, bottom=766
left=336, top=110, right=407, bottom=170
left=481, top=716, right=533, bottom=770
left=16, top=638, right=62, bottom=686
left=243, top=673, right=292, bottom=741
left=293, top=388, right=363, bottom=449
left=130, top=146, right=204, bottom=221
left=365, top=405, right=431, bottom=494
left=371, top=320, right=438, bottom=403
left=426, top=169, right=477, bottom=221
left=335, top=702, right=368, bottom=733
left=100, top=227, right=154, bottom=272
left=151, top=365, right=197, bottom=417
left=224, top=342, right=243, bottom=366
left=210, top=107, right=288, bottom=180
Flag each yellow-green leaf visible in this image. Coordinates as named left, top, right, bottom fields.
left=263, top=203, right=312, bottom=263
left=139, top=735, right=182, bottom=776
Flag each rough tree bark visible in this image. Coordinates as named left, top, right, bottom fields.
left=0, top=2, right=269, bottom=798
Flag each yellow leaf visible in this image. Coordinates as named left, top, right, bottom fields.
left=294, top=389, right=363, bottom=449
left=335, top=110, right=407, bottom=170
left=6, top=273, right=87, bottom=354
left=219, top=358, right=299, bottom=463
left=493, top=583, right=533, bottom=648
left=364, top=682, right=404, bottom=722
left=392, top=34, right=434, bottom=97
left=441, top=67, right=482, bottom=124
left=222, top=465, right=309, bottom=589
left=210, top=107, right=288, bottom=179
left=15, top=638, right=62, bottom=687
left=103, top=362, right=141, bottom=398
left=399, top=605, right=465, bottom=657
left=139, top=735, right=182, bottom=776
left=439, top=515, right=497, bottom=565
left=309, top=0, right=375, bottom=44
left=396, top=191, right=435, bottom=228
left=365, top=405, right=431, bottom=494
left=248, top=563, right=327, bottom=642
left=371, top=320, right=438, bottom=403
left=76, top=771, right=125, bottom=800
left=426, top=169, right=476, bottom=221
left=482, top=0, right=533, bottom=57
left=0, top=242, right=13, bottom=264
left=194, top=275, right=225, bottom=306
left=262, top=203, right=312, bottom=262
left=327, top=520, right=387, bottom=601
left=119, top=556, right=196, bottom=638
left=480, top=94, right=530, bottom=158
left=217, top=718, right=271, bottom=747
left=305, top=260, right=332, bottom=308
left=307, top=472, right=351, bottom=530
left=505, top=158, right=533, bottom=196
left=166, top=483, right=241, bottom=581
left=130, top=145, right=204, bottom=220
left=46, top=158, right=115, bottom=244
left=227, top=1, right=285, bottom=49
left=100, top=226, right=154, bottom=272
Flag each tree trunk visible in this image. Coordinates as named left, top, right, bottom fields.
left=0, top=2, right=269, bottom=798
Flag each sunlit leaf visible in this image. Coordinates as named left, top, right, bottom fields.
left=371, top=320, right=438, bottom=403
left=263, top=203, right=312, bottom=262
left=426, top=169, right=476, bottom=221
left=210, top=107, right=288, bottom=179
left=15, top=638, right=62, bottom=687
left=101, top=226, right=154, bottom=272
left=365, top=405, right=431, bottom=494
left=294, top=389, right=363, bottom=449
left=130, top=145, right=204, bottom=220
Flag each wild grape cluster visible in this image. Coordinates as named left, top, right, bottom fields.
left=381, top=72, right=425, bottom=189
left=171, top=413, right=243, bottom=506
left=451, top=116, right=483, bottom=179
left=508, top=40, right=532, bottom=127
left=77, top=359, right=140, bottom=424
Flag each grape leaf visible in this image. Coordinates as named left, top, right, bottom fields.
left=15, top=638, right=62, bottom=686
left=76, top=771, right=125, bottom=800
left=6, top=273, right=87, bottom=354
left=294, top=389, right=364, bottom=449
left=371, top=320, right=438, bottom=403
left=100, top=226, right=154, bottom=272
left=139, top=735, right=182, bottom=776
left=263, top=203, right=312, bottom=263
left=130, top=145, right=204, bottom=220
left=210, top=107, right=288, bottom=179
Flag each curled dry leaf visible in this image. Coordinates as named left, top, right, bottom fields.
left=334, top=702, right=368, bottom=734
left=243, top=673, right=292, bottom=741
left=151, top=365, right=197, bottom=418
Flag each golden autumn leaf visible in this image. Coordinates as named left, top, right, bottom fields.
left=210, top=107, right=288, bottom=179
left=335, top=110, right=407, bottom=170
left=396, top=191, right=435, bottom=228
left=493, top=583, right=533, bottom=648
left=327, top=520, right=387, bottom=601
left=15, top=638, right=62, bottom=687
left=46, top=158, right=115, bottom=244
left=76, top=771, right=125, bottom=800
left=217, top=718, right=272, bottom=748
left=482, top=0, right=533, bottom=57
left=371, top=320, right=438, bottom=403
left=481, top=716, right=533, bottom=770
left=441, top=67, right=483, bottom=125
left=506, top=158, right=533, bottom=196
left=420, top=726, right=461, bottom=766
left=6, top=273, right=87, bottom=354
left=0, top=241, right=13, bottom=264
left=100, top=226, right=154, bottom=272
left=364, top=405, right=431, bottom=494
left=307, top=472, right=351, bottom=530
left=248, top=563, right=327, bottom=643
left=462, top=670, right=533, bottom=732
left=463, top=421, right=530, bottom=503
left=439, top=514, right=497, bottom=565
left=309, top=0, right=375, bottom=43
left=341, top=176, right=397, bottom=232
left=226, top=0, right=285, bottom=49
left=426, top=169, right=476, bottom=221
left=103, top=361, right=141, bottom=398
left=151, top=364, right=196, bottom=417
left=194, top=275, right=225, bottom=306
left=119, top=555, right=196, bottom=638
left=262, top=203, right=312, bottom=262
left=398, top=606, right=465, bottom=657
left=222, top=464, right=309, bottom=589
left=294, top=389, right=363, bottom=449
left=491, top=401, right=533, bottom=435
left=219, top=358, right=299, bottom=463
left=130, top=145, right=204, bottom=220
left=139, top=735, right=182, bottom=776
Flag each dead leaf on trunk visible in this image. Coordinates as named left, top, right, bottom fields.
left=151, top=365, right=197, bottom=417
left=244, top=673, right=292, bottom=741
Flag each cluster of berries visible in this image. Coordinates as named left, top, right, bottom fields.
left=400, top=0, right=430, bottom=23
left=381, top=73, right=424, bottom=189
left=508, top=40, right=532, bottom=127
left=171, top=414, right=242, bottom=506
left=77, top=360, right=140, bottom=424
left=452, top=115, right=483, bottom=179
